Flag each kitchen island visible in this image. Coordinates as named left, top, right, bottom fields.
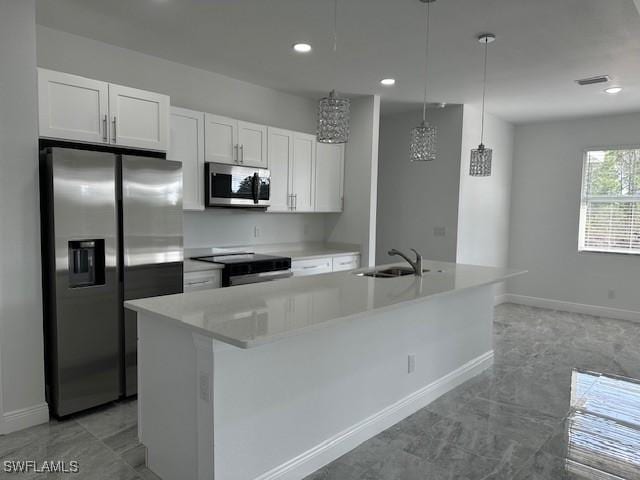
left=125, top=261, right=524, bottom=480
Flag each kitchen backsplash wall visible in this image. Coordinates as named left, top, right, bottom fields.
left=183, top=211, right=329, bottom=248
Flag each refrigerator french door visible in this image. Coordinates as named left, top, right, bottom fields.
left=121, top=156, right=183, bottom=397
left=40, top=147, right=183, bottom=416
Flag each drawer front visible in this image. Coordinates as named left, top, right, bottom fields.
left=184, top=270, right=221, bottom=292
left=291, top=257, right=332, bottom=277
left=332, top=255, right=360, bottom=272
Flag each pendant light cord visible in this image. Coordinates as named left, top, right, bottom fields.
left=422, top=1, right=431, bottom=123
left=333, top=0, right=338, bottom=92
left=480, top=38, right=488, bottom=145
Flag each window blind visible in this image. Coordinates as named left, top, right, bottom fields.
left=579, top=149, right=640, bottom=254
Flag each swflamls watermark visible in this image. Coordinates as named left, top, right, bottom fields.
left=3, top=460, right=80, bottom=474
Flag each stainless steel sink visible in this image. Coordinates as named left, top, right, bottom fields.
left=355, top=267, right=442, bottom=278
left=357, top=267, right=417, bottom=278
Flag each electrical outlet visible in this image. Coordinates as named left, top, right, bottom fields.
left=608, top=289, right=616, bottom=300
left=408, top=354, right=416, bottom=374
left=254, top=226, right=261, bottom=238
left=433, top=226, right=446, bottom=237
left=199, top=372, right=210, bottom=402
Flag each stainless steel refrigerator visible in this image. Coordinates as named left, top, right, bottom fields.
left=40, top=146, right=183, bottom=417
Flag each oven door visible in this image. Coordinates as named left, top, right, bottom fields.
left=205, top=162, right=270, bottom=207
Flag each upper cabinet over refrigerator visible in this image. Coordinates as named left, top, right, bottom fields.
left=38, top=68, right=169, bottom=152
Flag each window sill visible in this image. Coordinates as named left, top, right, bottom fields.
left=578, top=248, right=640, bottom=257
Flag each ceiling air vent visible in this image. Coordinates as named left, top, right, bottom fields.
left=575, top=75, right=610, bottom=86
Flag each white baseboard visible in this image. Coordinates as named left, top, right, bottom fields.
left=255, top=350, right=494, bottom=480
left=503, top=294, right=640, bottom=323
left=494, top=294, right=508, bottom=306
left=1, top=403, right=49, bottom=435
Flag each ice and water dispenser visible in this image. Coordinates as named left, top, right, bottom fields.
left=68, top=240, right=105, bottom=288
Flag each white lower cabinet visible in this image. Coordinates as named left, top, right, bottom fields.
left=291, top=254, right=360, bottom=277
left=183, top=270, right=221, bottom=292
left=291, top=257, right=333, bottom=277
left=169, top=107, right=205, bottom=211
left=332, top=254, right=360, bottom=272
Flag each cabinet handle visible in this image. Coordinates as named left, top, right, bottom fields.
left=112, top=116, right=117, bottom=143
left=186, top=280, right=212, bottom=286
left=240, top=144, right=244, bottom=164
left=234, top=144, right=239, bottom=163
left=102, top=115, right=108, bottom=141
left=339, top=261, right=353, bottom=266
left=294, top=194, right=297, bottom=210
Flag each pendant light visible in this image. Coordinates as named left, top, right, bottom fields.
left=317, top=0, right=350, bottom=144
left=409, top=0, right=437, bottom=162
left=470, top=33, right=496, bottom=177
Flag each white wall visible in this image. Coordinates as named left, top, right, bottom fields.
left=326, top=96, right=380, bottom=266
left=508, top=112, right=640, bottom=313
left=376, top=106, right=464, bottom=264
left=36, top=26, right=329, bottom=248
left=457, top=105, right=514, bottom=270
left=0, top=0, right=48, bottom=433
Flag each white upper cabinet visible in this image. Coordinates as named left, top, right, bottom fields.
left=108, top=83, right=169, bottom=151
left=38, top=68, right=109, bottom=144
left=204, top=113, right=237, bottom=165
left=37, top=69, right=170, bottom=151
left=204, top=115, right=267, bottom=168
left=315, top=143, right=344, bottom=212
left=237, top=121, right=268, bottom=168
left=291, top=133, right=316, bottom=212
left=267, top=128, right=293, bottom=212
left=169, top=107, right=205, bottom=211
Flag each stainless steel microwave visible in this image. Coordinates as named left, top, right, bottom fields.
left=205, top=162, right=270, bottom=208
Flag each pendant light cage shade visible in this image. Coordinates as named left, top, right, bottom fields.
left=317, top=90, right=351, bottom=144
left=470, top=144, right=492, bottom=176
left=410, top=121, right=437, bottom=162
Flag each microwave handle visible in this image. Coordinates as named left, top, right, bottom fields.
left=252, top=172, right=260, bottom=204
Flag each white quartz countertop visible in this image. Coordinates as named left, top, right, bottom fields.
left=127, top=260, right=525, bottom=349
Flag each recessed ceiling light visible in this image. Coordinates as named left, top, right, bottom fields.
left=293, top=43, right=312, bottom=53
left=605, top=86, right=623, bottom=94
left=380, top=78, right=396, bottom=86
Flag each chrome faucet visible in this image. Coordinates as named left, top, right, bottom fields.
left=388, top=249, right=424, bottom=277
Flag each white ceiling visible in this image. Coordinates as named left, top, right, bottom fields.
left=36, top=0, right=640, bottom=123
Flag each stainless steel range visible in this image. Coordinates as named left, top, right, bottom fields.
left=192, top=253, right=291, bottom=287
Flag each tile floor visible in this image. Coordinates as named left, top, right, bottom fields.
left=0, top=303, right=638, bottom=479
left=0, top=397, right=158, bottom=479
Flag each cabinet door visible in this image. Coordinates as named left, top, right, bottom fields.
left=184, top=270, right=221, bottom=292
left=291, top=257, right=333, bottom=276
left=204, top=113, right=237, bottom=165
left=291, top=133, right=316, bottom=212
left=38, top=68, right=109, bottom=144
left=267, top=128, right=293, bottom=212
left=169, top=107, right=205, bottom=211
left=108, top=83, right=169, bottom=151
left=315, top=143, right=344, bottom=212
left=237, top=121, right=268, bottom=168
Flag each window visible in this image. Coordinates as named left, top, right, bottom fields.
left=579, top=148, right=640, bottom=254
